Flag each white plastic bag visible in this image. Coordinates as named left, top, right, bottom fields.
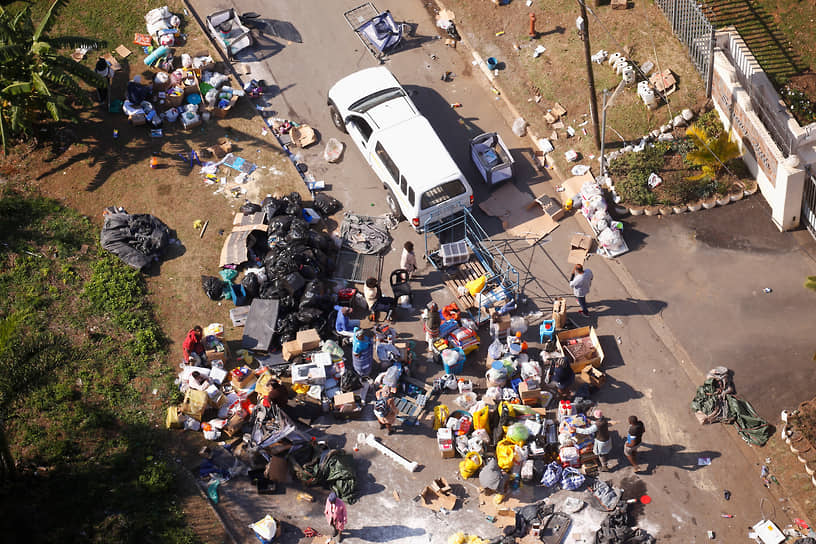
left=323, top=138, right=344, bottom=163
left=488, top=338, right=503, bottom=360
left=512, top=117, right=528, bottom=137
left=510, top=316, right=527, bottom=334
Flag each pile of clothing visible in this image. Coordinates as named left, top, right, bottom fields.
left=691, top=366, right=772, bottom=446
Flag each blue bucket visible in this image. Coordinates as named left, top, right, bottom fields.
left=486, top=57, right=498, bottom=70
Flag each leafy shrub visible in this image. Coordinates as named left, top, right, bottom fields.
left=696, top=110, right=724, bottom=139
left=609, top=145, right=666, bottom=205
left=138, top=459, right=176, bottom=495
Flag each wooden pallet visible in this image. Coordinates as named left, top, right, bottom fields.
left=443, top=258, right=490, bottom=311
left=395, top=376, right=435, bottom=425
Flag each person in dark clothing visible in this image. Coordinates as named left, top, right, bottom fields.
left=572, top=409, right=617, bottom=471
left=95, top=57, right=113, bottom=103
left=264, top=379, right=290, bottom=410
left=624, top=415, right=646, bottom=471
left=553, top=360, right=575, bottom=397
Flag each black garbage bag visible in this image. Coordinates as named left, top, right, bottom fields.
left=281, top=272, right=306, bottom=295
left=240, top=201, right=263, bottom=214
left=307, top=230, right=332, bottom=252
left=299, top=280, right=327, bottom=308
left=258, top=280, right=283, bottom=299
left=286, top=218, right=309, bottom=243
left=299, top=264, right=318, bottom=280
left=295, top=307, right=323, bottom=325
left=341, top=369, right=362, bottom=392
left=101, top=212, right=170, bottom=269
left=283, top=192, right=302, bottom=216
left=268, top=215, right=293, bottom=237
left=262, top=196, right=286, bottom=221
left=242, top=272, right=260, bottom=299
left=202, top=275, right=226, bottom=300
left=313, top=193, right=342, bottom=217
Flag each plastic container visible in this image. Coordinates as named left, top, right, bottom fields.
left=440, top=240, right=470, bottom=266
left=486, top=57, right=498, bottom=70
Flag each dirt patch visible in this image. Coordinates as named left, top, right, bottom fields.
left=440, top=0, right=707, bottom=173
left=787, top=70, right=816, bottom=98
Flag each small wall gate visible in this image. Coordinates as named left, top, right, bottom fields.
left=803, top=171, right=816, bottom=239
left=655, top=0, right=716, bottom=96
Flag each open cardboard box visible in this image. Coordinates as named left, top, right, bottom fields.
left=568, top=233, right=594, bottom=265
left=556, top=325, right=604, bottom=372
left=420, top=478, right=457, bottom=511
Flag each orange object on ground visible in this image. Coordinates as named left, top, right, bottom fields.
left=528, top=13, right=537, bottom=38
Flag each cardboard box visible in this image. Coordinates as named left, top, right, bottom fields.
left=212, top=94, right=239, bottom=118
left=518, top=381, right=542, bottom=405
left=556, top=326, right=604, bottom=372
left=420, top=484, right=457, bottom=511
left=282, top=339, right=302, bottom=361
left=576, top=366, right=607, bottom=388
left=552, top=297, right=567, bottom=329
left=230, top=371, right=257, bottom=391
left=439, top=444, right=456, bottom=458
left=568, top=234, right=593, bottom=265
left=296, top=329, right=321, bottom=352
left=333, top=392, right=355, bottom=407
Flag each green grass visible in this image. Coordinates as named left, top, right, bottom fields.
left=0, top=188, right=199, bottom=543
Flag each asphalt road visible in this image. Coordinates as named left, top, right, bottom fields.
left=188, top=0, right=815, bottom=542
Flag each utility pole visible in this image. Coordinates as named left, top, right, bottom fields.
left=600, top=89, right=608, bottom=176
left=577, top=0, right=601, bottom=150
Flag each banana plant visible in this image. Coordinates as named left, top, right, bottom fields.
left=0, top=0, right=106, bottom=152
left=684, top=123, right=742, bottom=181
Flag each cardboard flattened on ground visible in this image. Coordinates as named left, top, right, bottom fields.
left=114, top=44, right=132, bottom=58
left=101, top=53, right=121, bottom=72
left=219, top=212, right=266, bottom=267
left=478, top=489, right=525, bottom=523
left=479, top=183, right=558, bottom=244
left=560, top=172, right=596, bottom=204
left=241, top=299, right=280, bottom=352
left=568, top=233, right=594, bottom=265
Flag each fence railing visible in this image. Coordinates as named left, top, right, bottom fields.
left=655, top=0, right=716, bottom=96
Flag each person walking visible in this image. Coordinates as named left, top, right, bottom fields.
left=421, top=301, right=441, bottom=354
left=571, top=409, right=616, bottom=471
left=324, top=491, right=347, bottom=542
left=624, top=415, right=646, bottom=472
left=400, top=241, right=418, bottom=278
left=569, top=264, right=594, bottom=316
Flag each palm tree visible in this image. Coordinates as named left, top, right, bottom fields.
left=0, top=0, right=106, bottom=152
left=684, top=124, right=742, bottom=181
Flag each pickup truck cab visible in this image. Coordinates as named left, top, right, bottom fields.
left=328, top=67, right=473, bottom=230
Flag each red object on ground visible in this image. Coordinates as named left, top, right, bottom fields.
left=528, top=13, right=537, bottom=37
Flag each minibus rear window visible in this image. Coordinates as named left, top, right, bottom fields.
left=420, top=179, right=467, bottom=210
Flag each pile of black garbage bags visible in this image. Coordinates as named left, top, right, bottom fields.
left=202, top=192, right=344, bottom=346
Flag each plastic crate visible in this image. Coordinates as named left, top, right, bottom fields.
left=443, top=359, right=465, bottom=375
left=440, top=241, right=469, bottom=267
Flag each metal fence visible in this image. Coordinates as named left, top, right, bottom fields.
left=655, top=0, right=716, bottom=96
left=803, top=171, right=816, bottom=240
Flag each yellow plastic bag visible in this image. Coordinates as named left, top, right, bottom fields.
left=165, top=406, right=183, bottom=429
left=458, top=451, right=483, bottom=479
left=433, top=404, right=450, bottom=431
left=466, top=275, right=487, bottom=297
left=472, top=405, right=490, bottom=434
left=180, top=389, right=209, bottom=421
left=291, top=383, right=310, bottom=395
left=255, top=370, right=274, bottom=397
left=496, top=438, right=516, bottom=471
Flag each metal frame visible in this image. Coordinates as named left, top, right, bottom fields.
left=423, top=206, right=520, bottom=298
left=343, top=2, right=400, bottom=62
left=802, top=169, right=816, bottom=240
left=655, top=0, right=715, bottom=97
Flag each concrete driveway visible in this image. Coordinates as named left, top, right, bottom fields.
left=187, top=0, right=814, bottom=542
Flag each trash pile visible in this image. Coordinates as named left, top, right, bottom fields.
left=577, top=178, right=628, bottom=258
left=118, top=6, right=245, bottom=130
left=201, top=192, right=343, bottom=347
